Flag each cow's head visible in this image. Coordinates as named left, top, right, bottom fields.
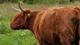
left=10, top=3, right=32, bottom=30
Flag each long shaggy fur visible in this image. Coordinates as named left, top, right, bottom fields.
left=10, top=7, right=80, bottom=45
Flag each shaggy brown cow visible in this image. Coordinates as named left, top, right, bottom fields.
left=10, top=3, right=80, bottom=45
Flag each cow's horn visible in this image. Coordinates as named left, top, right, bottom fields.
left=12, top=6, right=21, bottom=12
left=18, top=1, right=24, bottom=12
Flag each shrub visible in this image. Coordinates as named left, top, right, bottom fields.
left=0, top=22, right=11, bottom=34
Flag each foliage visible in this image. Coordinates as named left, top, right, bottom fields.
left=0, top=22, right=11, bottom=34
left=0, top=0, right=80, bottom=4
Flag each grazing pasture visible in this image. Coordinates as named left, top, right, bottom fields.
left=0, top=2, right=80, bottom=45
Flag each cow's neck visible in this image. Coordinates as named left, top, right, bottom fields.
left=27, top=11, right=39, bottom=30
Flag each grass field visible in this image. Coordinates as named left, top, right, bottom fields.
left=0, top=2, right=80, bottom=45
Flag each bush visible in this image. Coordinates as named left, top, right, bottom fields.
left=0, top=22, right=11, bottom=34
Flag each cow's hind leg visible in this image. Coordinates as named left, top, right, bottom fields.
left=59, top=33, right=72, bottom=45
left=72, top=17, right=79, bottom=45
